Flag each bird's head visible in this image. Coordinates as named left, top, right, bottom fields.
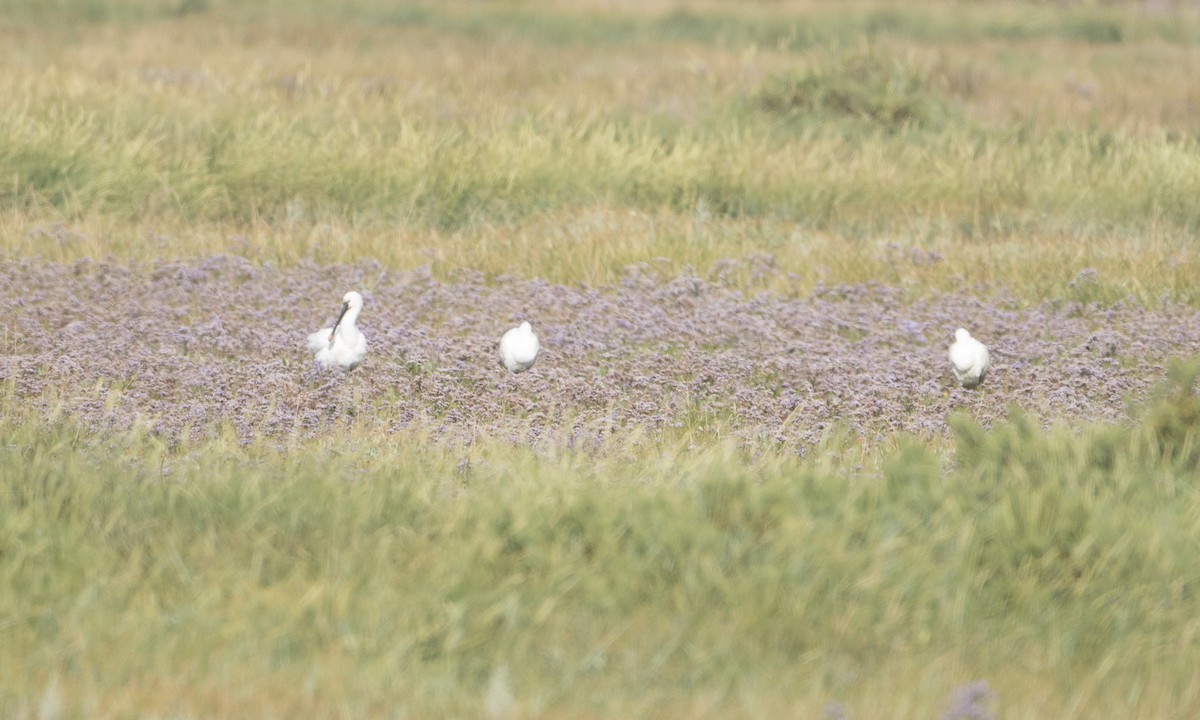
left=330, top=291, right=364, bottom=340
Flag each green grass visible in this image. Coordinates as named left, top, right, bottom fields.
left=8, top=91, right=1198, bottom=232
left=4, top=366, right=1200, bottom=718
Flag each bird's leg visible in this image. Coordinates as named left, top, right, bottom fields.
left=345, top=372, right=359, bottom=420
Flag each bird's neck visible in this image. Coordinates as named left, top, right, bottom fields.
left=342, top=307, right=361, bottom=330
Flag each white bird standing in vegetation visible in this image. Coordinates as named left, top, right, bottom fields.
left=949, top=328, right=989, bottom=389
left=499, top=321, right=539, bottom=373
left=307, top=291, right=367, bottom=370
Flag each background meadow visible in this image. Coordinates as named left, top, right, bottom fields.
left=2, top=1, right=1200, bottom=718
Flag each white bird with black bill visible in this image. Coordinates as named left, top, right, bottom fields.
left=307, top=291, right=367, bottom=371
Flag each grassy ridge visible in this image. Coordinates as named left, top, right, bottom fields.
left=3, top=366, right=1200, bottom=718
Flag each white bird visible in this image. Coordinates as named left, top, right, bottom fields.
left=499, top=321, right=539, bottom=373
left=307, top=291, right=367, bottom=371
left=949, top=328, right=989, bottom=389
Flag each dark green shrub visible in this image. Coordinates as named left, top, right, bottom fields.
left=754, top=48, right=954, bottom=130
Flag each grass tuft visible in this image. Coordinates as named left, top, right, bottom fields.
left=754, top=47, right=955, bottom=130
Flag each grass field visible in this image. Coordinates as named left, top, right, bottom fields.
left=4, top=0, right=1200, bottom=302
left=2, top=1, right=1200, bottom=718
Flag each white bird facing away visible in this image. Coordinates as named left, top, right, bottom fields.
left=499, top=321, right=540, bottom=373
left=949, top=328, right=990, bottom=389
left=307, top=291, right=367, bottom=371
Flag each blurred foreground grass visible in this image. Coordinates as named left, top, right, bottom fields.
left=3, top=363, right=1200, bottom=718
left=1, top=0, right=1199, bottom=302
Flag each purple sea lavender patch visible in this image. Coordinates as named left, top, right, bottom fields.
left=939, top=681, right=995, bottom=720
left=2, top=256, right=1199, bottom=448
left=1069, top=267, right=1099, bottom=289
left=897, top=318, right=927, bottom=344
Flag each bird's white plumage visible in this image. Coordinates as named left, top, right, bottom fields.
left=499, top=321, right=539, bottom=373
left=949, top=328, right=989, bottom=388
left=307, top=291, right=367, bottom=371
